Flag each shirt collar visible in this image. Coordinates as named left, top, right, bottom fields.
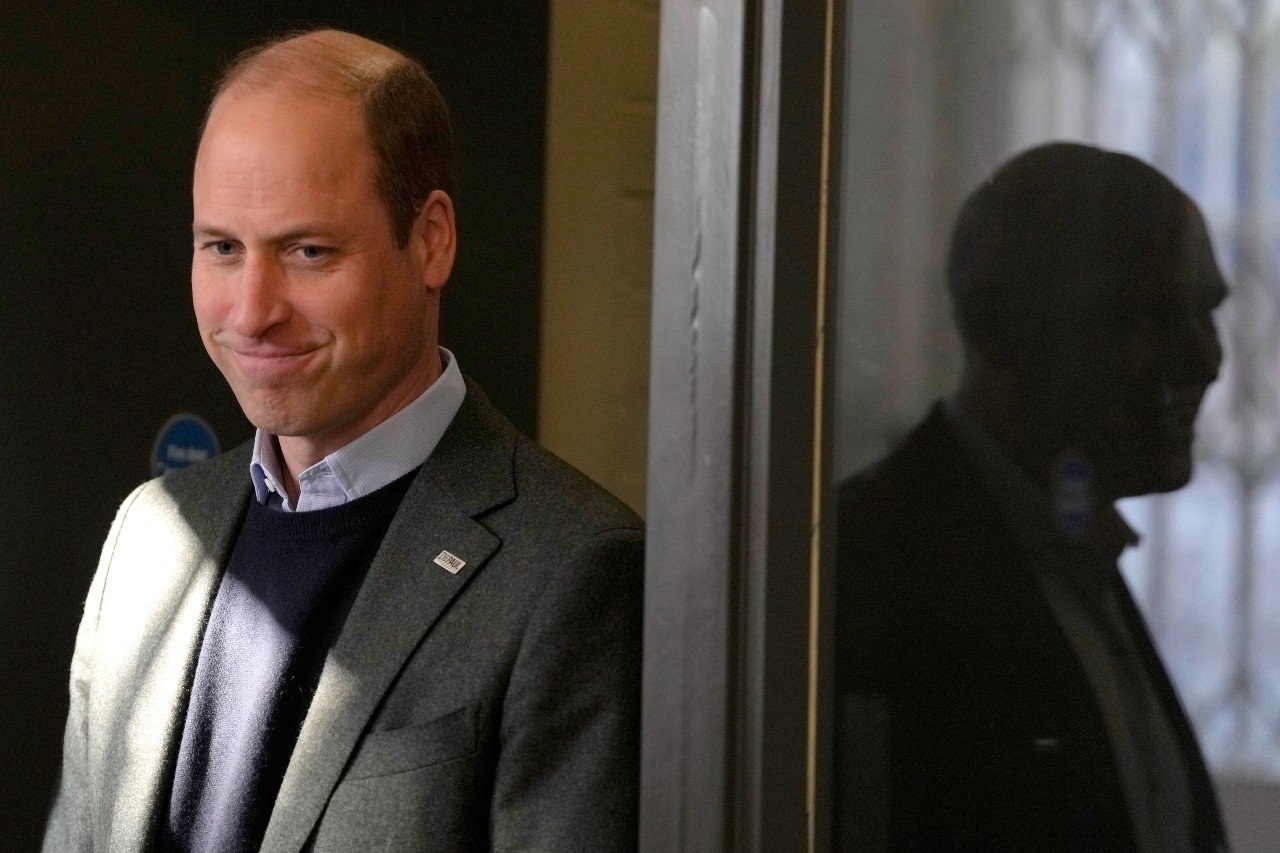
left=250, top=347, right=467, bottom=512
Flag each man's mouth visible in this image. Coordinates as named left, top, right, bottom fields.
left=1156, top=385, right=1204, bottom=443
left=226, top=345, right=320, bottom=380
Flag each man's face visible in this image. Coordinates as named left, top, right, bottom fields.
left=1043, top=211, right=1227, bottom=500
left=192, top=87, right=438, bottom=452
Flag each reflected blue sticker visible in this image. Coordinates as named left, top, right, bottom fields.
left=152, top=413, right=221, bottom=477
left=1053, top=451, right=1093, bottom=539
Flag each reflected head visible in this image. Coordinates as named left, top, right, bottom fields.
left=947, top=142, right=1228, bottom=498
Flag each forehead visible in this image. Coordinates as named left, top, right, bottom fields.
left=1173, top=210, right=1228, bottom=304
left=194, top=86, right=377, bottom=209
left=1131, top=211, right=1228, bottom=312
left=1087, top=207, right=1227, bottom=313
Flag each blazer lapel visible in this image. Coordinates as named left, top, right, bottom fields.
left=260, top=385, right=516, bottom=853
left=1112, top=577, right=1227, bottom=848
left=101, top=446, right=251, bottom=852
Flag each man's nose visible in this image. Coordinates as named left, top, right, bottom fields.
left=1176, top=313, right=1223, bottom=387
left=228, top=254, right=290, bottom=337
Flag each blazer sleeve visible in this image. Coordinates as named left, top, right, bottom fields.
left=490, top=526, right=644, bottom=852
left=43, top=485, right=145, bottom=853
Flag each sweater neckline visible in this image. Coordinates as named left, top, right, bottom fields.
left=240, top=466, right=420, bottom=541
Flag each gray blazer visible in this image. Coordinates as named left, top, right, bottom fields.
left=44, top=384, right=644, bottom=852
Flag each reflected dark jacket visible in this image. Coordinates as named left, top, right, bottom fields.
left=835, top=403, right=1225, bottom=852
left=43, top=383, right=644, bottom=853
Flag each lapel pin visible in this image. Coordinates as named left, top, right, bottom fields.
left=1032, top=736, right=1061, bottom=753
left=434, top=550, right=467, bottom=574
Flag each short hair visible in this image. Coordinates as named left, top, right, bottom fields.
left=947, top=142, right=1194, bottom=367
left=208, top=29, right=457, bottom=248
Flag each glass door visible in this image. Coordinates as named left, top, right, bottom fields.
left=831, top=1, right=1280, bottom=849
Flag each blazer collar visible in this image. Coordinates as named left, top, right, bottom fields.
left=259, top=381, right=517, bottom=853
left=420, top=378, right=518, bottom=517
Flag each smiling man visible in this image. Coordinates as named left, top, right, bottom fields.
left=836, top=143, right=1229, bottom=851
left=44, top=30, right=643, bottom=853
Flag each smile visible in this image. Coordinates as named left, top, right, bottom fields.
left=227, top=346, right=319, bottom=380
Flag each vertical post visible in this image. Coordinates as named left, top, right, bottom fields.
left=642, top=1, right=750, bottom=849
left=643, top=0, right=840, bottom=850
left=739, top=1, right=839, bottom=850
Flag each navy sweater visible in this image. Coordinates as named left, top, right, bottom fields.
left=162, top=469, right=417, bottom=853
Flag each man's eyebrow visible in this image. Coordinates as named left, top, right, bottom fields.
left=191, top=223, right=342, bottom=243
left=270, top=226, right=343, bottom=244
left=192, top=223, right=234, bottom=239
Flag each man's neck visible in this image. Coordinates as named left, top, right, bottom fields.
left=275, top=352, right=443, bottom=504
left=953, top=377, right=1066, bottom=497
left=953, top=374, right=1128, bottom=505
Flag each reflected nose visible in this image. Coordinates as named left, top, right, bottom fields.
left=1174, top=310, right=1223, bottom=390
left=228, top=254, right=290, bottom=338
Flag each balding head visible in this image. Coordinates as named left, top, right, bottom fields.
left=192, top=29, right=459, bottom=473
left=216, top=29, right=403, bottom=97
left=206, top=29, right=456, bottom=248
left=946, top=142, right=1227, bottom=499
left=947, top=142, right=1201, bottom=369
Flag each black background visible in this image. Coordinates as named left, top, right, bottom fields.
left=0, top=2, right=548, bottom=842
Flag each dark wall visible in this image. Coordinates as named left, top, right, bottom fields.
left=0, top=2, right=547, bottom=842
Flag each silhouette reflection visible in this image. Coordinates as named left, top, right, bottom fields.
left=836, top=142, right=1230, bottom=851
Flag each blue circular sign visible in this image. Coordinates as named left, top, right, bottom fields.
left=1053, top=453, right=1093, bottom=539
left=151, top=413, right=221, bottom=477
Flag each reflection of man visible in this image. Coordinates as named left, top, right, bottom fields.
left=44, top=30, right=642, bottom=852
left=836, top=143, right=1229, bottom=851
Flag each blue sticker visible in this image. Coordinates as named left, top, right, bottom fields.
left=1053, top=452, right=1093, bottom=539
left=151, top=413, right=221, bottom=477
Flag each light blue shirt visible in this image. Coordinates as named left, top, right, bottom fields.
left=250, top=347, right=466, bottom=513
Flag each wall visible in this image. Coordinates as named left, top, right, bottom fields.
left=538, top=0, right=659, bottom=514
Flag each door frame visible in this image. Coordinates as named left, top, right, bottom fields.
left=641, top=1, right=843, bottom=849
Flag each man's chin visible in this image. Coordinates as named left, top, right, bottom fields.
left=234, top=393, right=313, bottom=439
left=1116, top=457, right=1195, bottom=499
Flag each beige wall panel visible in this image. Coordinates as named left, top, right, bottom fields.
left=539, top=0, right=658, bottom=514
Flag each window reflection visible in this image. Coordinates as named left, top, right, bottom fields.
left=835, top=1, right=1280, bottom=848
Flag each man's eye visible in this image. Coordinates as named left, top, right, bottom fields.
left=211, top=241, right=237, bottom=256
left=297, top=245, right=329, bottom=261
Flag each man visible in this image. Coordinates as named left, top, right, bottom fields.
left=44, top=30, right=643, bottom=853
left=836, top=143, right=1229, bottom=851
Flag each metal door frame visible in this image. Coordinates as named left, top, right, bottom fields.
left=641, top=1, right=843, bottom=849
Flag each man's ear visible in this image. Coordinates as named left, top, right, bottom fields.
left=411, top=188, right=456, bottom=291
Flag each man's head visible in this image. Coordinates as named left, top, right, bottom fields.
left=206, top=29, right=457, bottom=248
left=948, top=142, right=1227, bottom=500
left=192, top=30, right=457, bottom=459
